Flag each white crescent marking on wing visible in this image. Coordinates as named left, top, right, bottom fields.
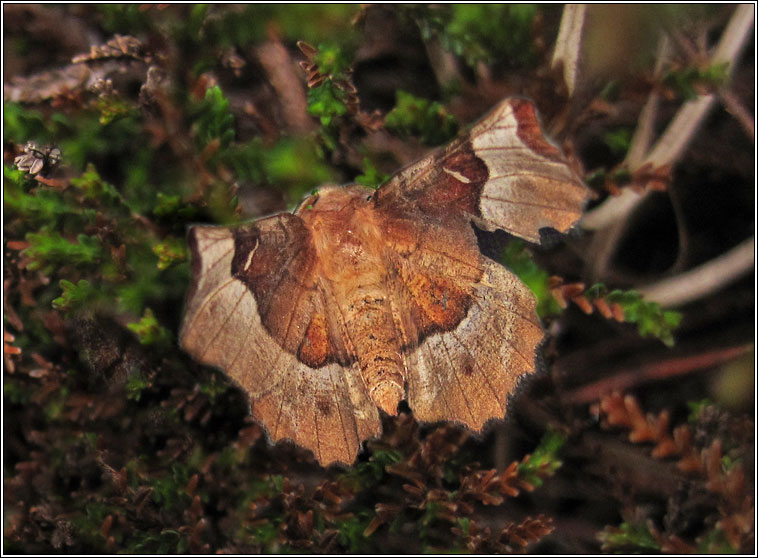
left=442, top=167, right=472, bottom=184
left=243, top=238, right=259, bottom=271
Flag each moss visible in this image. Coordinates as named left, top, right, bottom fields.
left=598, top=521, right=660, bottom=552
left=127, top=308, right=172, bottom=346
left=517, top=430, right=565, bottom=489
left=599, top=286, right=683, bottom=347
left=384, top=90, right=458, bottom=146
left=355, top=157, right=389, bottom=190
left=500, top=240, right=563, bottom=318
left=412, top=4, right=540, bottom=68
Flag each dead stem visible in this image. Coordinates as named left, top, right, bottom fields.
left=565, top=344, right=753, bottom=404
left=719, top=88, right=755, bottom=143
left=581, top=4, right=755, bottom=232
left=551, top=4, right=587, bottom=98
left=639, top=236, right=754, bottom=307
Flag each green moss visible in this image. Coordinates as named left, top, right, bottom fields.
left=52, top=279, right=98, bottom=314
left=263, top=138, right=335, bottom=203
left=4, top=103, right=52, bottom=144
left=125, top=372, right=151, bottom=402
left=153, top=238, right=188, bottom=270
left=598, top=521, right=660, bottom=552
left=603, top=127, right=633, bottom=157
left=70, top=163, right=128, bottom=209
left=340, top=448, right=403, bottom=488
left=517, top=429, right=565, bottom=489
left=4, top=379, right=32, bottom=405
left=355, top=158, right=390, bottom=190
left=197, top=5, right=359, bottom=50
left=44, top=386, right=69, bottom=421
left=662, top=61, right=731, bottom=101
left=590, top=285, right=682, bottom=346
left=413, top=4, right=540, bottom=68
left=307, top=81, right=349, bottom=128
left=97, top=4, right=153, bottom=34
left=130, top=528, right=190, bottom=554
left=338, top=513, right=373, bottom=552
left=23, top=232, right=104, bottom=274
left=500, top=240, right=563, bottom=318
left=127, top=308, right=172, bottom=346
left=150, top=463, right=193, bottom=512
left=384, top=90, right=458, bottom=146
left=198, top=372, right=231, bottom=403
left=4, top=180, right=97, bottom=233
left=96, top=94, right=137, bottom=125
left=697, top=527, right=738, bottom=554
left=192, top=85, right=236, bottom=151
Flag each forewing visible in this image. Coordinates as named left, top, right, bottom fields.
left=180, top=221, right=380, bottom=465
left=375, top=97, right=589, bottom=243
left=378, top=206, right=483, bottom=344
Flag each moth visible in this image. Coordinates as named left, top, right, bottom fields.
left=181, top=98, right=588, bottom=466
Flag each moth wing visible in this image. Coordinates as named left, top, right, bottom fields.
left=375, top=97, right=589, bottom=244
left=181, top=221, right=380, bottom=465
left=405, top=257, right=544, bottom=429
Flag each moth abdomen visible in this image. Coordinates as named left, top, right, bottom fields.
left=344, top=291, right=406, bottom=415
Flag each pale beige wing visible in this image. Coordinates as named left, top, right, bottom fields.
left=405, top=257, right=544, bottom=429
left=375, top=97, right=589, bottom=244
left=180, top=224, right=380, bottom=465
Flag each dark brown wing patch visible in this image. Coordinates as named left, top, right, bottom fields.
left=230, top=215, right=344, bottom=368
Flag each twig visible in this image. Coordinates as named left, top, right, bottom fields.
left=580, top=188, right=642, bottom=232
left=719, top=88, right=755, bottom=143
left=581, top=36, right=671, bottom=232
left=581, top=4, right=754, bottom=232
left=638, top=236, right=754, bottom=307
left=624, top=36, right=672, bottom=170
left=566, top=344, right=752, bottom=404
left=423, top=36, right=464, bottom=89
left=256, top=36, right=314, bottom=135
left=551, top=4, right=587, bottom=97
left=640, top=3, right=753, bottom=169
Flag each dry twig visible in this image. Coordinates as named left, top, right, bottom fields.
left=581, top=4, right=754, bottom=232
left=551, top=4, right=587, bottom=98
